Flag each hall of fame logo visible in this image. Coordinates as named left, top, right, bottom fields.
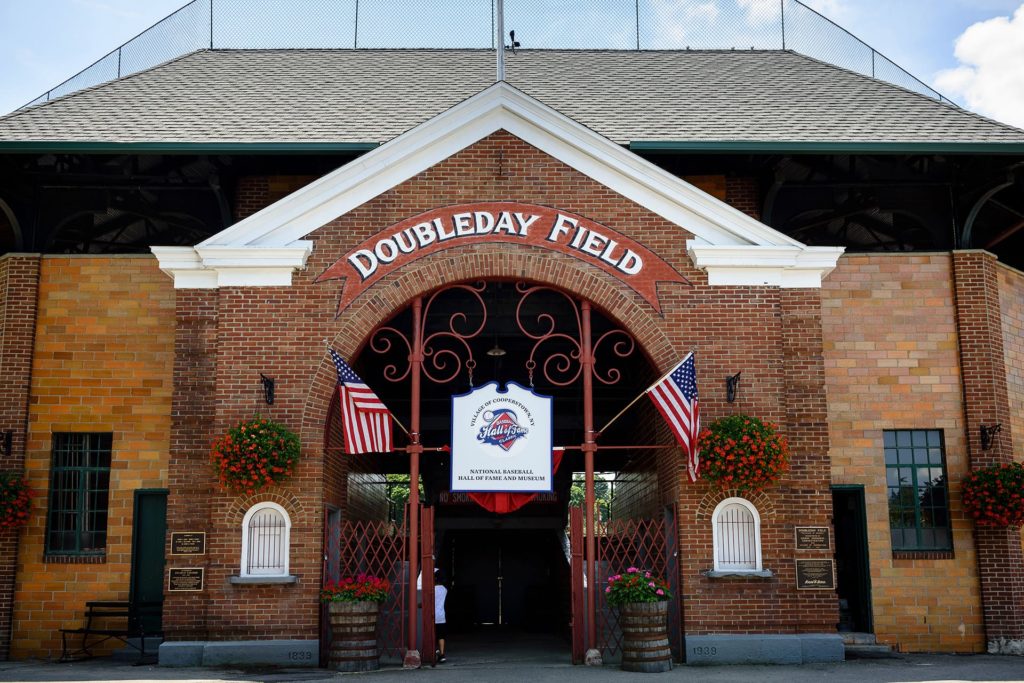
left=477, top=408, right=529, bottom=451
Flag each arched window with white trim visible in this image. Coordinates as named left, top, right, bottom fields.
left=711, top=497, right=762, bottom=572
left=240, top=502, right=291, bottom=577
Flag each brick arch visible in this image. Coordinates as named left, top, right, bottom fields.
left=298, top=242, right=681, bottom=448
left=223, top=491, right=305, bottom=527
left=696, top=488, right=777, bottom=521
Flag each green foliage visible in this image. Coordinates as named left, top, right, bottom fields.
left=605, top=567, right=672, bottom=606
left=386, top=474, right=423, bottom=525
left=570, top=476, right=611, bottom=519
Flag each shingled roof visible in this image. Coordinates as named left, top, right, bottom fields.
left=2, top=48, right=1023, bottom=147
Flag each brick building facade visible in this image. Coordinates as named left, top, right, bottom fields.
left=2, top=58, right=1024, bottom=667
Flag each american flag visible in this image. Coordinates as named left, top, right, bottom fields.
left=646, top=352, right=700, bottom=482
left=329, top=349, right=393, bottom=454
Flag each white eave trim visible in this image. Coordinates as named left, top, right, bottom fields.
left=687, top=243, right=846, bottom=288
left=151, top=243, right=312, bottom=289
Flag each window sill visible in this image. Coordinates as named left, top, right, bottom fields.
left=892, top=550, right=954, bottom=561
left=44, top=553, right=106, bottom=564
left=704, top=569, right=774, bottom=579
left=230, top=575, right=298, bottom=585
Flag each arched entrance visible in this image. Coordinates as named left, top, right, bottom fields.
left=323, top=280, right=682, bottom=665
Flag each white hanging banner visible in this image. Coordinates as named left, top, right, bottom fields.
left=450, top=381, right=553, bottom=493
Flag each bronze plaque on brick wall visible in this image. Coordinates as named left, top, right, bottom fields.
left=795, top=559, right=835, bottom=590
left=168, top=567, right=204, bottom=592
left=795, top=527, right=830, bottom=550
left=170, top=532, right=206, bottom=555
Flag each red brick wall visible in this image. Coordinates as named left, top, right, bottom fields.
left=160, top=131, right=834, bottom=642
left=822, top=253, right=982, bottom=652
left=953, top=251, right=1024, bottom=648
left=998, top=264, right=1024, bottom=462
left=0, top=255, right=40, bottom=660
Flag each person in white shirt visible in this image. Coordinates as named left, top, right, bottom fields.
left=434, top=569, right=448, bottom=663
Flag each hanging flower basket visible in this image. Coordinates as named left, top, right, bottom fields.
left=210, top=417, right=300, bottom=495
left=696, top=414, right=789, bottom=492
left=962, top=462, right=1024, bottom=528
left=0, top=471, right=33, bottom=530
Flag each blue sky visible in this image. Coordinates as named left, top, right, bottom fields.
left=1, top=0, right=1022, bottom=125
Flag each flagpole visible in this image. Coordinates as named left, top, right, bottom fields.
left=596, top=351, right=694, bottom=436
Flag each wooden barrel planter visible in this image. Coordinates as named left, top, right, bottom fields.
left=619, top=601, right=672, bottom=673
left=328, top=601, right=380, bottom=672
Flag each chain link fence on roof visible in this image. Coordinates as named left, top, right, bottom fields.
left=23, top=0, right=950, bottom=109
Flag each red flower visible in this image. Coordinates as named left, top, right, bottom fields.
left=210, top=417, right=301, bottom=495
left=696, top=414, right=789, bottom=493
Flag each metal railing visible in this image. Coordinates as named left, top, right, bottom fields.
left=22, top=0, right=950, bottom=109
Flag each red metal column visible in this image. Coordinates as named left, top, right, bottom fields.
left=407, top=297, right=424, bottom=661
left=581, top=300, right=597, bottom=652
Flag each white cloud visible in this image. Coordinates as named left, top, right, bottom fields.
left=935, top=4, right=1024, bottom=129
left=686, top=2, right=720, bottom=21
left=737, top=0, right=779, bottom=24
left=800, top=0, right=849, bottom=20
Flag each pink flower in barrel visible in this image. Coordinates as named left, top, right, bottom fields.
left=605, top=566, right=672, bottom=606
left=606, top=567, right=674, bottom=673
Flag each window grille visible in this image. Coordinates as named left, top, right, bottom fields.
left=46, top=433, right=112, bottom=556
left=241, top=503, right=291, bottom=576
left=712, top=498, right=761, bottom=572
left=885, top=429, right=952, bottom=551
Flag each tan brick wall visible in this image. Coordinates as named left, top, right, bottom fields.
left=10, top=256, right=174, bottom=659
left=822, top=253, right=983, bottom=653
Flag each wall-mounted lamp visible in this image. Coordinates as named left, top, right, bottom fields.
left=725, top=372, right=742, bottom=403
left=980, top=423, right=1002, bottom=451
left=259, top=374, right=275, bottom=405
left=0, top=430, right=12, bottom=457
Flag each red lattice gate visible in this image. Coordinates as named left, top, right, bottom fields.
left=570, top=505, right=683, bottom=663
left=321, top=515, right=409, bottom=663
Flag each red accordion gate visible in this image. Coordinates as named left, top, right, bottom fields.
left=321, top=506, right=436, bottom=665
left=570, top=504, right=683, bottom=663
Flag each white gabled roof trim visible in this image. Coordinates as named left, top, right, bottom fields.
left=152, top=81, right=842, bottom=289
left=687, top=243, right=845, bottom=288
left=152, top=243, right=312, bottom=289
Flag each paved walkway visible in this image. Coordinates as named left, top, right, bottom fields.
left=1, top=653, right=1024, bottom=683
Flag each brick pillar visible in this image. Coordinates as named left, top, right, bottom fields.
left=0, top=255, right=40, bottom=660
left=163, top=289, right=219, bottom=641
left=779, top=288, right=837, bottom=632
left=952, top=250, right=1024, bottom=654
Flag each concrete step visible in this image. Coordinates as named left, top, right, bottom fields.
left=844, top=644, right=898, bottom=660
left=840, top=631, right=876, bottom=645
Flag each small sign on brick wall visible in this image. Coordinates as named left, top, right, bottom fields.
left=794, top=526, right=830, bottom=550
left=795, top=559, right=835, bottom=590
left=168, top=567, right=204, bottom=592
left=170, top=531, right=206, bottom=555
